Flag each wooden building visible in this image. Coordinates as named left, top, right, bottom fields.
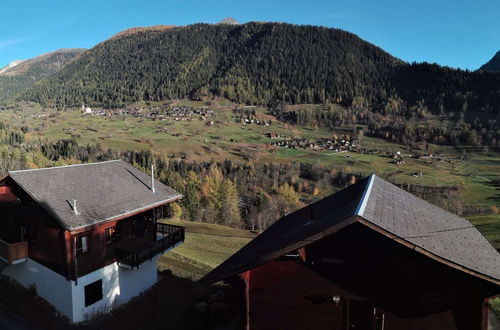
left=0, top=160, right=184, bottom=322
left=202, top=175, right=500, bottom=330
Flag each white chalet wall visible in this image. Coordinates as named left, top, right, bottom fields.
left=71, top=256, right=159, bottom=322
left=2, top=256, right=159, bottom=323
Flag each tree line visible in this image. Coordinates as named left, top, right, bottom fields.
left=0, top=122, right=363, bottom=230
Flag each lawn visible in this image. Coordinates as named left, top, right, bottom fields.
left=466, top=214, right=500, bottom=249
left=157, top=219, right=257, bottom=280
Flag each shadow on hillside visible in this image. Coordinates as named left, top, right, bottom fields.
left=485, top=181, right=500, bottom=203
left=486, top=184, right=500, bottom=202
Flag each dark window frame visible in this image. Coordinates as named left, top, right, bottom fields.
left=84, top=279, right=103, bottom=307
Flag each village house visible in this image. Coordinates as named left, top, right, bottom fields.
left=0, top=160, right=184, bottom=323
left=266, top=132, right=281, bottom=139
left=271, top=137, right=358, bottom=152
left=81, top=104, right=92, bottom=115
left=202, top=174, right=500, bottom=330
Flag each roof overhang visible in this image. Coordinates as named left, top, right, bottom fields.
left=356, top=217, right=500, bottom=286
left=69, top=195, right=182, bottom=234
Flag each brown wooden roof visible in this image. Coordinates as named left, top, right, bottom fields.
left=201, top=175, right=500, bottom=285
left=8, top=160, right=181, bottom=231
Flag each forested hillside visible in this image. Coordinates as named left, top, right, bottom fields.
left=0, top=48, right=85, bottom=102
left=19, top=23, right=400, bottom=108
left=17, top=23, right=500, bottom=120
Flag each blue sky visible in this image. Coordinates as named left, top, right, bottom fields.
left=1, top=0, right=499, bottom=70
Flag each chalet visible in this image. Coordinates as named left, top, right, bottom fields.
left=202, top=175, right=500, bottom=330
left=0, top=160, right=184, bottom=323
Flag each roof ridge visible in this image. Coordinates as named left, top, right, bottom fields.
left=355, top=173, right=375, bottom=216
left=9, top=159, right=122, bottom=173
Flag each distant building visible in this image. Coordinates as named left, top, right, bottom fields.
left=266, top=133, right=281, bottom=139
left=202, top=175, right=500, bottom=330
left=81, top=104, right=92, bottom=114
left=0, top=160, right=184, bottom=323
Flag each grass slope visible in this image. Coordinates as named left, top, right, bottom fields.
left=1, top=101, right=499, bottom=208
left=158, top=219, right=257, bottom=280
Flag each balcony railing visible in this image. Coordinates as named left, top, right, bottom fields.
left=117, top=223, right=184, bottom=269
left=0, top=239, right=28, bottom=265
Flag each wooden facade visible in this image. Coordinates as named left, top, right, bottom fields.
left=240, top=223, right=497, bottom=330
left=0, top=239, right=28, bottom=264
left=0, top=176, right=183, bottom=280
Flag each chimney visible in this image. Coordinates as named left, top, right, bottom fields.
left=151, top=164, right=156, bottom=193
left=72, top=200, right=80, bottom=215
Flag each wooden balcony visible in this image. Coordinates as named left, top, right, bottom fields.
left=116, top=223, right=184, bottom=269
left=0, top=238, right=28, bottom=265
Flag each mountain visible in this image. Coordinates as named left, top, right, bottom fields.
left=16, top=23, right=500, bottom=117
left=108, top=25, right=176, bottom=40
left=479, top=50, right=500, bottom=72
left=18, top=22, right=401, bottom=108
left=218, top=17, right=239, bottom=25
left=0, top=48, right=85, bottom=103
left=0, top=60, right=26, bottom=75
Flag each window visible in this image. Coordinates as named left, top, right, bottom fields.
left=84, top=279, right=102, bottom=307
left=76, top=235, right=89, bottom=255
left=104, top=227, right=115, bottom=245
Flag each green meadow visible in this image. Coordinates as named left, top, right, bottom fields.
left=1, top=102, right=499, bottom=247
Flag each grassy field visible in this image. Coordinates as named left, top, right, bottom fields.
left=157, top=219, right=257, bottom=280
left=467, top=214, right=500, bottom=249
left=1, top=102, right=500, bottom=209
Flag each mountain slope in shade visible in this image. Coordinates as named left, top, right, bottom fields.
left=0, top=48, right=85, bottom=103
left=479, top=50, right=500, bottom=72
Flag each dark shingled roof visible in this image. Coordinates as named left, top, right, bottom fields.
left=200, top=176, right=370, bottom=284
left=201, top=175, right=500, bottom=284
left=362, top=175, right=500, bottom=282
left=8, top=160, right=181, bottom=231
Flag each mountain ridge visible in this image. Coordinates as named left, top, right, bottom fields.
left=108, top=25, right=176, bottom=41
left=479, top=50, right=500, bottom=72
left=0, top=60, right=26, bottom=75
left=0, top=48, right=85, bottom=102
left=218, top=17, right=239, bottom=25
left=18, top=22, right=402, bottom=108
left=0, top=48, right=85, bottom=77
left=7, top=22, right=500, bottom=121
